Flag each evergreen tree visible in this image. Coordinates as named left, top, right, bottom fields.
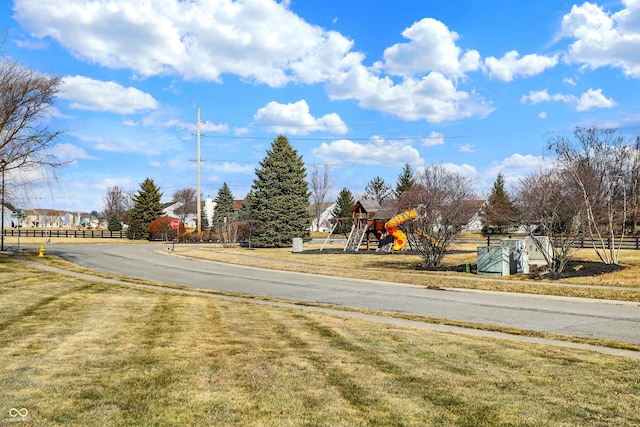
left=212, top=182, right=236, bottom=232
left=238, top=189, right=255, bottom=222
left=249, top=135, right=311, bottom=247
left=331, top=187, right=355, bottom=235
left=395, top=163, right=415, bottom=198
left=480, top=173, right=518, bottom=235
left=363, top=176, right=393, bottom=205
left=200, top=208, right=209, bottom=231
left=126, top=178, right=164, bottom=240
left=238, top=189, right=261, bottom=245
left=107, top=212, right=122, bottom=231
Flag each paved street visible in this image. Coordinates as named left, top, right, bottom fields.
left=39, top=243, right=640, bottom=345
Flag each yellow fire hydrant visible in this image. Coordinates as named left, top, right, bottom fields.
left=39, top=245, right=45, bottom=257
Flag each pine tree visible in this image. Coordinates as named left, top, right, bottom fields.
left=200, top=208, right=209, bottom=231
left=107, top=212, right=122, bottom=231
left=395, top=163, right=415, bottom=198
left=331, top=187, right=355, bottom=235
left=126, top=178, right=164, bottom=240
left=212, top=182, right=236, bottom=232
left=363, top=176, right=393, bottom=205
left=480, top=173, right=518, bottom=235
left=249, top=135, right=311, bottom=247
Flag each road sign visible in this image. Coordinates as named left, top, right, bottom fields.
left=11, top=213, right=26, bottom=219
left=171, top=219, right=180, bottom=229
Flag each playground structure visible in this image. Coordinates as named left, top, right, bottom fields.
left=384, top=208, right=421, bottom=250
left=318, top=200, right=397, bottom=252
left=321, top=201, right=446, bottom=253
left=321, top=200, right=424, bottom=252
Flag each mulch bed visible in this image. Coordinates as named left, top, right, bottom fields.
left=301, top=248, right=625, bottom=280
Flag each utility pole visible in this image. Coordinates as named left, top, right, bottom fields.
left=196, top=107, right=202, bottom=235
left=1, top=160, right=5, bottom=251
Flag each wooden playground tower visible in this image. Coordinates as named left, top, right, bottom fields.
left=325, top=199, right=398, bottom=252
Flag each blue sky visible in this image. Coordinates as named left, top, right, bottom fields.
left=3, top=0, right=640, bottom=213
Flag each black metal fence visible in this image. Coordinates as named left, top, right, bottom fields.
left=1, top=229, right=126, bottom=239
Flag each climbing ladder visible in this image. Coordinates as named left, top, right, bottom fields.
left=344, top=224, right=366, bottom=252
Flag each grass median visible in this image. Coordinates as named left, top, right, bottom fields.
left=2, top=254, right=640, bottom=426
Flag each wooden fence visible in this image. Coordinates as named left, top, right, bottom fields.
left=572, top=237, right=640, bottom=250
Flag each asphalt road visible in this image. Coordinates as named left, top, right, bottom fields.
left=45, top=243, right=640, bottom=344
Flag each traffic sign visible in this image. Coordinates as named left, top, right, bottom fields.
left=170, top=219, right=180, bottom=229
left=10, top=213, right=26, bottom=219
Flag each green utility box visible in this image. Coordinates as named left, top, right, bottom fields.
left=477, top=246, right=510, bottom=276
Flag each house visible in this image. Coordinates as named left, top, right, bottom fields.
left=1, top=205, right=16, bottom=229
left=162, top=201, right=184, bottom=218
left=310, top=202, right=336, bottom=232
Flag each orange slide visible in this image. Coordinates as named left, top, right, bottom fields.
left=384, top=208, right=418, bottom=251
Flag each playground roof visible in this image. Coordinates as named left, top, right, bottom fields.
left=351, top=199, right=381, bottom=215
left=373, top=199, right=400, bottom=221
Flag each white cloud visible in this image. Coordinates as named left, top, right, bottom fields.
left=252, top=100, right=347, bottom=135
left=13, top=0, right=496, bottom=124
left=383, top=18, right=480, bottom=78
left=484, top=50, right=558, bottom=81
left=539, top=111, right=548, bottom=119
left=79, top=135, right=156, bottom=155
left=91, top=178, right=134, bottom=195
left=438, top=163, right=478, bottom=180
left=52, top=143, right=95, bottom=162
left=481, top=153, right=552, bottom=190
left=576, top=88, right=616, bottom=111
left=458, top=144, right=474, bottom=153
left=313, top=138, right=422, bottom=167
left=520, top=89, right=575, bottom=105
left=13, top=0, right=359, bottom=87
left=563, top=77, right=577, bottom=86
left=520, top=88, right=615, bottom=111
left=143, top=117, right=228, bottom=133
left=210, top=162, right=254, bottom=174
left=59, top=75, right=158, bottom=114
left=422, top=131, right=445, bottom=146
left=561, top=0, right=640, bottom=78
left=327, top=66, right=494, bottom=122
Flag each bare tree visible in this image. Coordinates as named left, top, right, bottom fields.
left=102, top=185, right=128, bottom=221
left=1, top=44, right=65, bottom=249
left=515, top=169, right=584, bottom=274
left=172, top=187, right=197, bottom=223
left=628, top=138, right=640, bottom=234
left=0, top=51, right=64, bottom=173
left=548, top=127, right=630, bottom=264
left=310, top=165, right=330, bottom=232
left=400, top=165, right=478, bottom=270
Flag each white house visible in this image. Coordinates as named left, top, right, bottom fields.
left=1, top=205, right=16, bottom=229
left=310, top=202, right=337, bottom=232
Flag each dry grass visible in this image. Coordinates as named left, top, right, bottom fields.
left=171, top=242, right=640, bottom=302
left=2, top=255, right=640, bottom=426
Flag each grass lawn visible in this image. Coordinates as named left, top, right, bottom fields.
left=2, top=254, right=640, bottom=426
